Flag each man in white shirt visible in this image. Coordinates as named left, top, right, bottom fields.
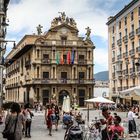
left=128, top=107, right=137, bottom=136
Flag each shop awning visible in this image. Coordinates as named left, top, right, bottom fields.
left=120, top=86, right=140, bottom=100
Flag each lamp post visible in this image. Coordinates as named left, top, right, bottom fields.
left=0, top=41, right=16, bottom=106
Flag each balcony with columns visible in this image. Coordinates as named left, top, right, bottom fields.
left=30, top=78, right=95, bottom=85
left=136, top=27, right=140, bottom=36
left=129, top=31, right=135, bottom=40
left=123, top=35, right=128, bottom=43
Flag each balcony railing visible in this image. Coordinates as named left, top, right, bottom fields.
left=35, top=40, right=83, bottom=47
left=117, top=87, right=122, bottom=91
left=123, top=69, right=128, bottom=75
left=117, top=54, right=122, bottom=60
left=112, top=57, right=115, bottom=62
left=129, top=49, right=135, bottom=56
left=42, top=59, right=51, bottom=64
left=117, top=39, right=122, bottom=46
left=129, top=68, right=136, bottom=78
left=129, top=31, right=135, bottom=39
left=123, top=52, right=128, bottom=58
left=32, top=78, right=95, bottom=84
left=136, top=27, right=140, bottom=35
left=112, top=43, right=115, bottom=49
left=78, top=60, right=87, bottom=65
left=123, top=35, right=128, bottom=43
left=136, top=46, right=140, bottom=53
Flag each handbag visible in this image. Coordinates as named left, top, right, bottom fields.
left=2, top=114, right=18, bottom=139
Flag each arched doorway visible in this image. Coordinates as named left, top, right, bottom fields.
left=59, top=90, right=69, bottom=105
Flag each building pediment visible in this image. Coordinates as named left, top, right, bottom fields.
left=49, top=23, right=78, bottom=33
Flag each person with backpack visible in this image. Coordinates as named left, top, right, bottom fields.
left=3, top=102, right=25, bottom=140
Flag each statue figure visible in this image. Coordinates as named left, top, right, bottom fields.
left=66, top=17, right=69, bottom=24
left=51, top=18, right=59, bottom=28
left=36, top=24, right=43, bottom=35
left=85, top=26, right=91, bottom=40
left=69, top=18, right=77, bottom=28
left=58, top=12, right=66, bottom=22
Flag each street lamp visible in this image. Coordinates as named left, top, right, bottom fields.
left=0, top=40, right=16, bottom=107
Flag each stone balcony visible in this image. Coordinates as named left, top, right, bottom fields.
left=129, top=49, right=135, bottom=56
left=136, top=46, right=140, bottom=53
left=136, top=27, right=140, bottom=35
left=117, top=39, right=122, bottom=46
left=31, top=78, right=95, bottom=85
left=123, top=35, right=128, bottom=43
left=123, top=52, right=128, bottom=58
left=129, top=31, right=135, bottom=40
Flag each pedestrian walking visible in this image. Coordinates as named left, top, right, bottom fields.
left=54, top=105, right=60, bottom=131
left=45, top=105, right=53, bottom=136
left=128, top=107, right=138, bottom=136
left=3, top=102, right=25, bottom=140
left=24, top=108, right=34, bottom=138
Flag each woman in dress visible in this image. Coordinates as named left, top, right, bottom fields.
left=4, top=102, right=25, bottom=140
left=45, top=105, right=53, bottom=136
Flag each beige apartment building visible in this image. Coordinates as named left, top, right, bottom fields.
left=5, top=13, right=95, bottom=106
left=0, top=0, right=10, bottom=106
left=107, top=0, right=140, bottom=105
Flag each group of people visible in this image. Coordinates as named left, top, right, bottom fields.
left=100, top=107, right=124, bottom=140
left=44, top=103, right=84, bottom=136
left=0, top=102, right=34, bottom=140
left=0, top=102, right=140, bottom=140
left=100, top=105, right=140, bottom=140
left=45, top=104, right=60, bottom=136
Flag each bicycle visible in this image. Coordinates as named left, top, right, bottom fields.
left=83, top=119, right=102, bottom=140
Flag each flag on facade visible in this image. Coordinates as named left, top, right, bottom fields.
left=71, top=48, right=75, bottom=64
left=67, top=51, right=71, bottom=64
left=60, top=51, right=64, bottom=64
left=56, top=52, right=60, bottom=64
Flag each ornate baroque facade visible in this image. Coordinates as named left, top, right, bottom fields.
left=5, top=13, right=95, bottom=106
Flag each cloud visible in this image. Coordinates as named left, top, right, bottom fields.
left=6, top=0, right=131, bottom=73
left=94, top=48, right=108, bottom=71
left=7, top=0, right=110, bottom=40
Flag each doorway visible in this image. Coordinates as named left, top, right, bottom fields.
left=59, top=90, right=69, bottom=105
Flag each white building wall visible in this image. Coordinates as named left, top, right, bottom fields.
left=94, top=87, right=109, bottom=98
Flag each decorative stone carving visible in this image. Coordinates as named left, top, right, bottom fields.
left=50, top=12, right=77, bottom=29
left=36, top=24, right=43, bottom=35
left=85, top=26, right=91, bottom=40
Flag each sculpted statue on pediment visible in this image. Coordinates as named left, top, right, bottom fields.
left=36, top=24, right=43, bottom=35
left=50, top=12, right=77, bottom=29
left=85, top=26, right=91, bottom=40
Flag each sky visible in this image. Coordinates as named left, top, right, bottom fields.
left=6, top=0, right=131, bottom=73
